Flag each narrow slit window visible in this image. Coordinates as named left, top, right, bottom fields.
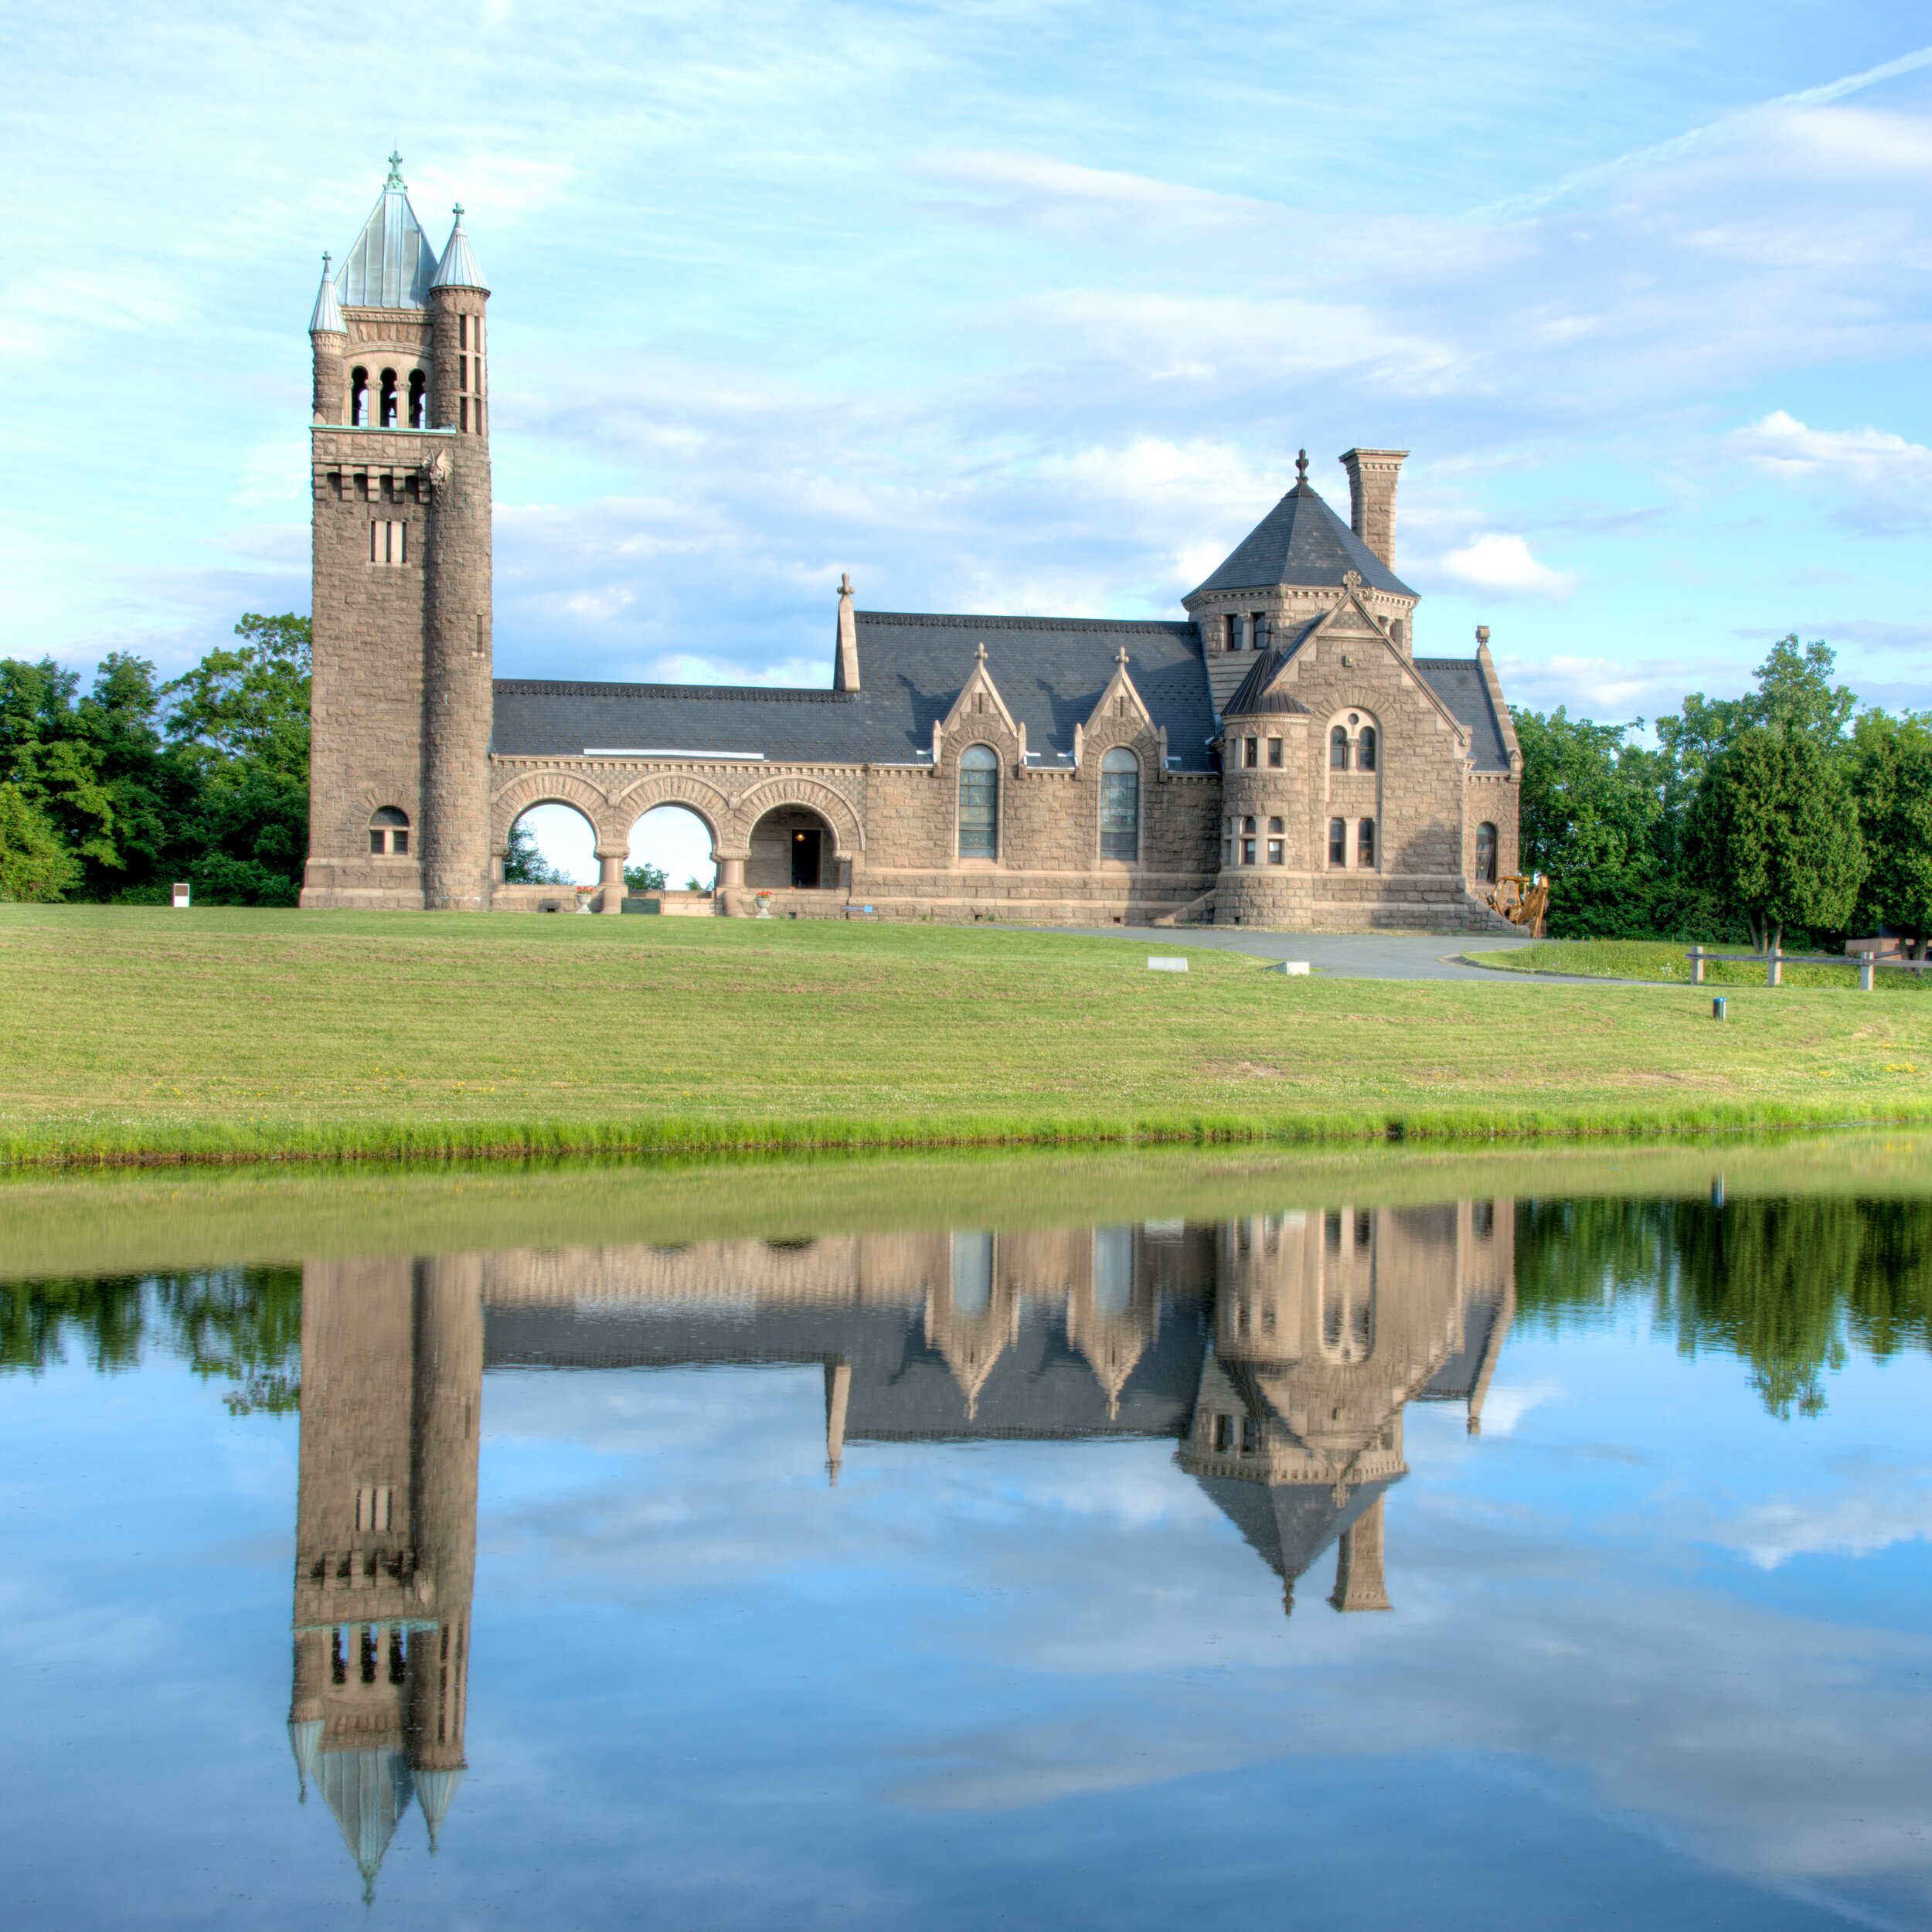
left=1330, top=726, right=1349, bottom=770
left=1328, top=818, right=1346, bottom=866
left=1243, top=736, right=1258, bottom=769
left=349, top=366, right=369, bottom=426
left=407, top=369, right=427, bottom=427
left=957, top=744, right=999, bottom=859
left=1475, top=821, right=1498, bottom=883
left=1240, top=815, right=1257, bottom=866
left=378, top=368, right=399, bottom=427
left=1224, top=613, right=1243, bottom=651
left=1267, top=736, right=1283, bottom=768
left=1358, top=725, right=1378, bottom=771
left=1251, top=612, right=1270, bottom=651
left=1358, top=818, right=1376, bottom=866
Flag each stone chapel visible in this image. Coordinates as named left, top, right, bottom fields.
left=300, top=160, right=1522, bottom=930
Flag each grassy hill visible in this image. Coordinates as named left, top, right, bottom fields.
left=3, top=905, right=1930, bottom=1165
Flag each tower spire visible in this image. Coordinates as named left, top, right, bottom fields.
left=386, top=149, right=405, bottom=189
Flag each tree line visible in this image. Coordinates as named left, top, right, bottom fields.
left=1515, top=636, right=1932, bottom=950
left=2, top=617, right=1926, bottom=947
left=0, top=614, right=311, bottom=905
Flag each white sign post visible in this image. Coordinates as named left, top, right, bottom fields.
left=171, top=883, right=191, bottom=909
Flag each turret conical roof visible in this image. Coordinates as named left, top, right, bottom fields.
left=335, top=153, right=439, bottom=308
left=431, top=206, right=488, bottom=293
left=308, top=254, right=345, bottom=334
left=1189, top=480, right=1412, bottom=600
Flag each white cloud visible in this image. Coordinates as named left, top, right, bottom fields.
left=1432, top=532, right=1577, bottom=599
left=1736, top=410, right=1932, bottom=493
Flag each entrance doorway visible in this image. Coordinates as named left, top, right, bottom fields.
left=791, top=828, right=821, bottom=889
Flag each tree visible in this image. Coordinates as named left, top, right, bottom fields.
left=1513, top=708, right=1670, bottom=936
left=1851, top=709, right=1932, bottom=951
left=1685, top=723, right=1866, bottom=951
left=502, top=817, right=569, bottom=884
left=163, top=613, right=311, bottom=905
left=624, top=860, right=667, bottom=893
left=0, top=783, right=81, bottom=900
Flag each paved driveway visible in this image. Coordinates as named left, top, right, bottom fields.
left=1041, top=926, right=1595, bottom=983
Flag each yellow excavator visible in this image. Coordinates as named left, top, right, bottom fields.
left=1489, top=874, right=1549, bottom=939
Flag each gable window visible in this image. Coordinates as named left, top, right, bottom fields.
left=1240, top=816, right=1257, bottom=866
left=1099, top=747, right=1140, bottom=860
left=1475, top=821, right=1498, bottom=883
left=1358, top=725, right=1377, bottom=771
left=1223, top=613, right=1243, bottom=652
left=957, top=744, right=999, bottom=859
left=1328, top=818, right=1346, bottom=866
left=1267, top=736, right=1283, bottom=768
left=369, top=807, right=410, bottom=855
left=1358, top=818, right=1376, bottom=867
left=1267, top=817, right=1284, bottom=866
left=1330, top=726, right=1349, bottom=770
left=370, top=521, right=406, bottom=565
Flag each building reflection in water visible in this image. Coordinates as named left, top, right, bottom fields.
left=288, top=1202, right=1515, bottom=1890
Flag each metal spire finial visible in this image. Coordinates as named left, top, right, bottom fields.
left=451, top=202, right=464, bottom=224
left=385, top=150, right=405, bottom=189
left=1295, top=449, right=1308, bottom=483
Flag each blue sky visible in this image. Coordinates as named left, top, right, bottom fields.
left=9, top=1, right=1932, bottom=742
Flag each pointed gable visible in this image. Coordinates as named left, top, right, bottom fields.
left=1223, top=645, right=1312, bottom=719
left=938, top=643, right=1022, bottom=748
left=1189, top=481, right=1413, bottom=599
left=1080, top=647, right=1153, bottom=733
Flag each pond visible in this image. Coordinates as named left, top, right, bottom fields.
left=4, top=1138, right=1931, bottom=1930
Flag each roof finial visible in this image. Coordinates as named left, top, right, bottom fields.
left=451, top=202, right=464, bottom=226
left=1116, top=646, right=1130, bottom=666
left=385, top=150, right=405, bottom=189
left=974, top=641, right=988, bottom=664
left=321, top=250, right=331, bottom=270
left=1295, top=449, right=1309, bottom=484
left=838, top=572, right=853, bottom=597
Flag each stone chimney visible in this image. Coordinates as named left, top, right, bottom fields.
left=1329, top=1492, right=1393, bottom=1611
left=834, top=573, right=860, bottom=692
left=1339, top=448, right=1408, bottom=571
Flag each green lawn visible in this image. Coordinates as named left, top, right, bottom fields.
left=3, top=905, right=1930, bottom=1164
left=1471, top=937, right=1932, bottom=990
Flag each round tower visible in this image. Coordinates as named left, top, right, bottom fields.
left=1216, top=662, right=1311, bottom=927
left=422, top=208, right=493, bottom=911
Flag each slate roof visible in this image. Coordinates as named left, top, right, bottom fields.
left=1223, top=645, right=1311, bottom=719
left=1413, top=657, right=1513, bottom=772
left=492, top=612, right=1222, bottom=770
left=1193, top=1473, right=1394, bottom=1592
left=1188, top=482, right=1414, bottom=600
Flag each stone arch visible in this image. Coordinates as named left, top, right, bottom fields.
left=611, top=771, right=734, bottom=853
left=730, top=776, right=864, bottom=858
left=489, top=769, right=615, bottom=851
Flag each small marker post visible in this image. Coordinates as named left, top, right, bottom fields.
left=1712, top=995, right=1726, bottom=1022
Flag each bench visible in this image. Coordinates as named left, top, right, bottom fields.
left=1686, top=946, right=1932, bottom=991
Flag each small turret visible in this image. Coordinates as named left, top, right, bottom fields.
left=308, top=253, right=345, bottom=423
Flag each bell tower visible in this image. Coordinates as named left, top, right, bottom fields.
left=301, top=158, right=494, bottom=911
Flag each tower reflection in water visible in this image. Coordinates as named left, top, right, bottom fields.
left=289, top=1202, right=1515, bottom=1890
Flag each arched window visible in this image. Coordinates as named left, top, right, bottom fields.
left=1358, top=725, right=1377, bottom=771
left=1358, top=818, right=1376, bottom=867
left=1099, top=747, right=1140, bottom=860
left=369, top=806, right=410, bottom=856
left=407, top=369, right=427, bottom=428
left=957, top=744, right=998, bottom=859
left=1330, top=726, right=1350, bottom=770
left=1267, top=816, right=1284, bottom=866
left=1475, top=821, right=1498, bottom=883
left=378, top=368, right=399, bottom=427
left=349, top=367, right=369, bottom=426
left=1328, top=818, right=1346, bottom=866
left=1240, top=816, right=1257, bottom=866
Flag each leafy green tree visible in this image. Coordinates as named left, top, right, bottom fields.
left=623, top=859, right=667, bottom=893
left=1684, top=723, right=1866, bottom=952
left=1851, top=709, right=1932, bottom=951
left=162, top=613, right=311, bottom=905
left=1513, top=708, right=1671, bottom=936
left=0, top=782, right=80, bottom=900
left=503, top=816, right=569, bottom=884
